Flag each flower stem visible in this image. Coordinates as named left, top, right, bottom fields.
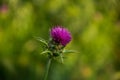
left=43, top=57, right=52, bottom=80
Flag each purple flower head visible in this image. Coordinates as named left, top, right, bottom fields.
left=50, top=26, right=72, bottom=46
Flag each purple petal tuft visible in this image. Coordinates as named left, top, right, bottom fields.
left=50, top=26, right=72, bottom=46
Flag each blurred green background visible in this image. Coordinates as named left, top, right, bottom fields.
left=0, top=0, right=120, bottom=80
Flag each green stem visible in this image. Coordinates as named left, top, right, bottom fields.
left=43, top=58, right=52, bottom=80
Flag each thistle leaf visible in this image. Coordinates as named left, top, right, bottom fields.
left=35, top=37, right=48, bottom=47
left=63, top=50, right=78, bottom=54
left=40, top=50, right=51, bottom=55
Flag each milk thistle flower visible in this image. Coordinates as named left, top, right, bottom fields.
left=36, top=26, right=74, bottom=80
left=50, top=27, right=71, bottom=46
